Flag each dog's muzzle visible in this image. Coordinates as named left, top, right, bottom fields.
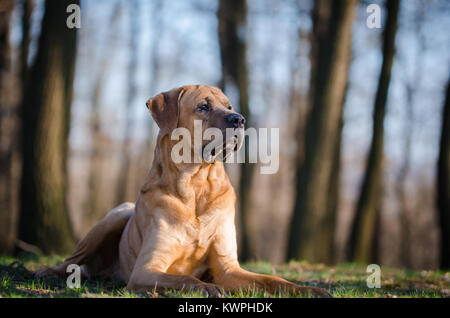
left=226, top=113, right=246, bottom=129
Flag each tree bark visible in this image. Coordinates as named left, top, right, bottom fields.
left=287, top=0, right=357, bottom=264
left=308, top=0, right=331, bottom=109
left=19, top=0, right=79, bottom=254
left=19, top=0, right=33, bottom=89
left=0, top=0, right=18, bottom=255
left=437, top=78, right=450, bottom=269
left=348, top=0, right=400, bottom=264
left=217, top=0, right=253, bottom=261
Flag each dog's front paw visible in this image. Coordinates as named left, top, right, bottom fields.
left=272, top=281, right=332, bottom=298
left=308, top=286, right=333, bottom=298
left=34, top=267, right=56, bottom=278
left=295, top=286, right=332, bottom=298
left=190, top=283, right=226, bottom=298
left=34, top=265, right=67, bottom=279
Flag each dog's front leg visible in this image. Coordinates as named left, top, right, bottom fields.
left=208, top=217, right=331, bottom=298
left=213, top=266, right=331, bottom=297
left=126, top=227, right=225, bottom=297
left=127, top=270, right=224, bottom=296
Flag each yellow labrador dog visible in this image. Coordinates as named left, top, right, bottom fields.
left=37, top=85, right=330, bottom=297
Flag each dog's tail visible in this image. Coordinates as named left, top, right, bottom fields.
left=35, top=202, right=134, bottom=281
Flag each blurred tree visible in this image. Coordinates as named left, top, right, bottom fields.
left=19, top=0, right=79, bottom=254
left=308, top=0, right=331, bottom=109
left=130, top=0, right=163, bottom=201
left=86, top=2, right=122, bottom=229
left=289, top=0, right=331, bottom=167
left=348, top=0, right=400, bottom=264
left=306, top=2, right=345, bottom=239
left=287, top=0, right=357, bottom=264
left=116, top=0, right=139, bottom=204
left=135, top=0, right=163, bottom=193
left=217, top=0, right=253, bottom=261
left=438, top=77, right=450, bottom=269
left=19, top=0, right=33, bottom=89
left=396, top=1, right=426, bottom=268
left=0, top=0, right=18, bottom=254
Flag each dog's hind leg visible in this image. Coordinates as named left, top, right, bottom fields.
left=35, top=202, right=134, bottom=281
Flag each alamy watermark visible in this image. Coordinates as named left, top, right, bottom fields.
left=366, top=4, right=382, bottom=29
left=66, top=264, right=81, bottom=288
left=66, top=4, right=81, bottom=29
left=170, top=120, right=279, bottom=174
left=366, top=264, right=381, bottom=288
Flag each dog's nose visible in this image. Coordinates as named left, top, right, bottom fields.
left=226, top=113, right=246, bottom=128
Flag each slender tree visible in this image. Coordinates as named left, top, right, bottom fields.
left=396, top=0, right=425, bottom=268
left=20, top=0, right=33, bottom=89
left=86, top=2, right=121, bottom=229
left=290, top=0, right=331, bottom=166
left=0, top=0, right=13, bottom=94
left=217, top=0, right=253, bottom=261
left=437, top=77, right=450, bottom=269
left=116, top=0, right=139, bottom=204
left=19, top=0, right=79, bottom=254
left=0, top=0, right=17, bottom=254
left=308, top=0, right=331, bottom=109
left=348, top=0, right=400, bottom=263
left=131, top=0, right=163, bottom=201
left=287, top=0, right=357, bottom=264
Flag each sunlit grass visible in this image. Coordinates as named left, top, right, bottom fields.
left=0, top=255, right=448, bottom=298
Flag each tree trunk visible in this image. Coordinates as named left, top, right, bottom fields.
left=308, top=0, right=331, bottom=109
left=0, top=0, right=18, bottom=255
left=348, top=0, right=400, bottom=264
left=19, top=0, right=79, bottom=254
left=397, top=2, right=425, bottom=269
left=437, top=78, right=450, bottom=269
left=217, top=0, right=253, bottom=261
left=290, top=0, right=332, bottom=167
left=397, top=83, right=414, bottom=268
left=287, top=0, right=357, bottom=264
left=20, top=0, right=33, bottom=89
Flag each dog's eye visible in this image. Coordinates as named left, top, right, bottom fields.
left=197, top=104, right=210, bottom=112
left=228, top=105, right=232, bottom=110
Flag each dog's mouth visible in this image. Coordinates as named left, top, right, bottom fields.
left=226, top=135, right=239, bottom=151
left=201, top=127, right=244, bottom=164
left=203, top=135, right=241, bottom=164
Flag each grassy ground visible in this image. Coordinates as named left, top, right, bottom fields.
left=0, top=254, right=449, bottom=298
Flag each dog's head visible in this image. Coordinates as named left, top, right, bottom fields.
left=146, top=85, right=245, bottom=162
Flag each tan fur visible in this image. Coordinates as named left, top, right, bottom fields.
left=37, top=85, right=330, bottom=297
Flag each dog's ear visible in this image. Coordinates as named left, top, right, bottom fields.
left=146, top=87, right=185, bottom=135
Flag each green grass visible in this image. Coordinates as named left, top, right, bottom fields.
left=0, top=254, right=448, bottom=298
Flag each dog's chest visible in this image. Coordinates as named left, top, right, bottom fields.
left=166, top=215, right=218, bottom=276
